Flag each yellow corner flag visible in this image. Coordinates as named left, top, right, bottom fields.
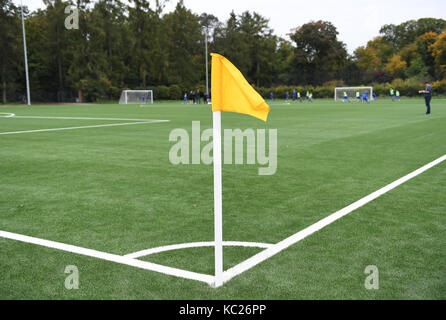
left=211, top=53, right=270, bottom=122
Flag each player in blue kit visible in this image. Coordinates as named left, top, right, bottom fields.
left=390, top=88, right=395, bottom=101
left=362, top=92, right=370, bottom=104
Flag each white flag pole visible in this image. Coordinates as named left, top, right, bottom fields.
left=20, top=0, right=31, bottom=106
left=212, top=110, right=223, bottom=288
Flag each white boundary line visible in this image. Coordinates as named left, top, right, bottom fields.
left=0, top=154, right=444, bottom=287
left=0, top=230, right=214, bottom=285
left=10, top=116, right=161, bottom=121
left=219, top=154, right=446, bottom=286
left=0, top=113, right=15, bottom=118
left=0, top=120, right=169, bottom=135
left=124, top=241, right=273, bottom=259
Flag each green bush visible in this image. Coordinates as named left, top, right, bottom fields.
left=432, top=79, right=446, bottom=94
left=168, top=84, right=182, bottom=100
left=156, top=85, right=169, bottom=100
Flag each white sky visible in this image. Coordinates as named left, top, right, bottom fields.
left=17, top=0, right=446, bottom=54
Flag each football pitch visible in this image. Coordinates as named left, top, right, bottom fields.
left=0, top=98, right=445, bottom=299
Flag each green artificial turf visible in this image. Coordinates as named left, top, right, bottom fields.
left=0, top=98, right=445, bottom=299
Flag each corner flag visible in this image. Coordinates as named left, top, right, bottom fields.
left=210, top=53, right=270, bottom=287
left=211, top=53, right=270, bottom=121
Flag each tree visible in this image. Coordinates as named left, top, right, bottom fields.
left=405, top=57, right=429, bottom=79
left=385, top=54, right=407, bottom=78
left=430, top=30, right=446, bottom=79
left=354, top=46, right=381, bottom=72
left=127, top=0, right=157, bottom=87
left=163, top=0, right=203, bottom=88
left=213, top=11, right=251, bottom=78
left=43, top=0, right=73, bottom=101
left=366, top=36, right=395, bottom=64
left=414, top=32, right=438, bottom=78
left=380, top=18, right=446, bottom=50
left=289, top=20, right=347, bottom=85
left=0, top=0, right=21, bottom=103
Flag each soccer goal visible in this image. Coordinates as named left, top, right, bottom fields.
left=334, top=87, right=373, bottom=102
left=119, top=90, right=153, bottom=104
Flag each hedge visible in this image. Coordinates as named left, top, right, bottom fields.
left=132, top=78, right=446, bottom=101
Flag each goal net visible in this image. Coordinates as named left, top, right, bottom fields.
left=334, top=87, right=373, bottom=102
left=119, top=90, right=153, bottom=104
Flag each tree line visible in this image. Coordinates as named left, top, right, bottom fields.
left=1, top=0, right=446, bottom=103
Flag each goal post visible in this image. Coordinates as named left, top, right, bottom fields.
left=119, top=90, right=153, bottom=104
left=335, top=87, right=373, bottom=102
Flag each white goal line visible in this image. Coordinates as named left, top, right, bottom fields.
left=0, top=116, right=170, bottom=135
left=11, top=116, right=165, bottom=121
left=0, top=230, right=214, bottom=285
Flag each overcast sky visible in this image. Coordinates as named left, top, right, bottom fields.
left=17, top=0, right=446, bottom=54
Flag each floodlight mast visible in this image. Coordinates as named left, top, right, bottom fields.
left=205, top=27, right=209, bottom=98
left=20, top=0, right=31, bottom=106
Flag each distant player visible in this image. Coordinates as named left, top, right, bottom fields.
left=419, top=81, right=433, bottom=115
left=270, top=92, right=274, bottom=101
left=292, top=90, right=297, bottom=101
left=343, top=91, right=349, bottom=102
left=396, top=90, right=401, bottom=101
left=285, top=91, right=289, bottom=103
left=372, top=92, right=378, bottom=101
left=306, top=91, right=310, bottom=100
left=308, top=92, right=313, bottom=102
left=298, top=91, right=302, bottom=102
left=356, top=91, right=361, bottom=102
left=390, top=88, right=395, bottom=101
left=196, top=89, right=201, bottom=104
left=182, top=93, right=188, bottom=104
left=362, top=92, right=370, bottom=104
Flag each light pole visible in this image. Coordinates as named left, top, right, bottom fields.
left=204, top=27, right=209, bottom=100
left=20, top=0, right=31, bottom=106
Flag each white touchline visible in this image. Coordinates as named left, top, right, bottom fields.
left=11, top=116, right=164, bottom=121
left=0, top=230, right=214, bottom=285
left=0, top=113, right=15, bottom=118
left=219, top=154, right=446, bottom=286
left=0, top=120, right=169, bottom=135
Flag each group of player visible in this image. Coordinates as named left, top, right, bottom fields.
left=342, top=88, right=401, bottom=104
left=272, top=90, right=314, bottom=103
left=268, top=82, right=433, bottom=116
left=389, top=88, right=401, bottom=101
left=272, top=88, right=403, bottom=104
left=182, top=90, right=210, bottom=105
